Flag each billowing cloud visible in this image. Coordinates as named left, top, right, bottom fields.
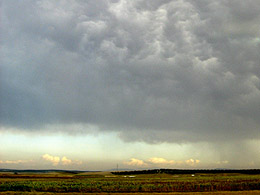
left=148, top=158, right=200, bottom=166
left=216, top=160, right=229, bottom=165
left=148, top=157, right=175, bottom=165
left=125, top=157, right=200, bottom=167
left=42, top=154, right=60, bottom=166
left=61, top=157, right=82, bottom=166
left=73, top=160, right=83, bottom=165
left=42, top=154, right=82, bottom=166
left=0, top=160, right=30, bottom=164
left=61, top=156, right=72, bottom=165
left=1, top=0, right=260, bottom=144
left=124, top=158, right=147, bottom=167
left=185, top=159, right=200, bottom=166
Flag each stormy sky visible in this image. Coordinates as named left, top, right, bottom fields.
left=1, top=0, right=260, bottom=170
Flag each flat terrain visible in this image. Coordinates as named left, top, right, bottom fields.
left=1, top=171, right=260, bottom=194
left=1, top=192, right=260, bottom=195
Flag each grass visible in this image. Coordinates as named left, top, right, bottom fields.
left=0, top=171, right=260, bottom=193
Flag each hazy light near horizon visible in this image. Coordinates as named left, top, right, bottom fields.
left=1, top=129, right=260, bottom=170
left=1, top=0, right=260, bottom=170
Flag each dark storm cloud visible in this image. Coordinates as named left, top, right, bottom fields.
left=1, top=0, right=260, bottom=142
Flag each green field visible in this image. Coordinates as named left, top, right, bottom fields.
left=1, top=171, right=260, bottom=194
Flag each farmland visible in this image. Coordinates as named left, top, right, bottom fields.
left=0, top=170, right=260, bottom=194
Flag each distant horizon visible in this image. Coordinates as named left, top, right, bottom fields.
left=2, top=167, right=260, bottom=172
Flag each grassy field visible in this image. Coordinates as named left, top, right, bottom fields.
left=1, top=171, right=260, bottom=194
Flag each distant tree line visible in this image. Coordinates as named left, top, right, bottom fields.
left=112, top=169, right=260, bottom=175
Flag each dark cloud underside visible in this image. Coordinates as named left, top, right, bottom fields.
left=1, top=0, right=260, bottom=142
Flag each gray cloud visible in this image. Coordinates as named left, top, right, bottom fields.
left=1, top=0, right=260, bottom=142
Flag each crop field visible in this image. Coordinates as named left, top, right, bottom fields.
left=1, top=171, right=260, bottom=194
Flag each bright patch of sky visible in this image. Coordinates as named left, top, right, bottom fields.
left=1, top=128, right=260, bottom=170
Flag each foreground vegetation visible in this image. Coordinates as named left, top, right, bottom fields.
left=1, top=171, right=260, bottom=193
